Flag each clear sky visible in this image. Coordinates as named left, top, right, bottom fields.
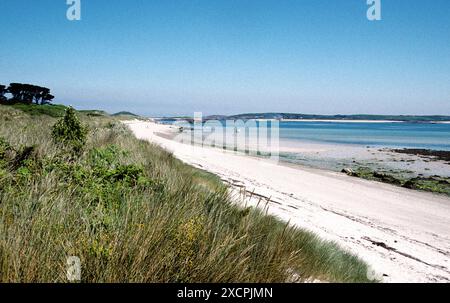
left=0, top=0, right=449, bottom=116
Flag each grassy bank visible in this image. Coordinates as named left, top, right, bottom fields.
left=5, top=103, right=68, bottom=118
left=0, top=104, right=371, bottom=283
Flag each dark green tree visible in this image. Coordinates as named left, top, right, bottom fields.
left=7, top=83, right=24, bottom=103
left=0, top=85, right=7, bottom=103
left=5, top=83, right=54, bottom=105
left=36, top=87, right=49, bottom=104
left=41, top=92, right=55, bottom=105
left=21, top=84, right=35, bottom=104
left=30, top=85, right=42, bottom=104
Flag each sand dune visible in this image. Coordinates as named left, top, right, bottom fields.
left=124, top=120, right=450, bottom=283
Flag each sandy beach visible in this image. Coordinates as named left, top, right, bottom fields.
left=124, top=120, right=450, bottom=283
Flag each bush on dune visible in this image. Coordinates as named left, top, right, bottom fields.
left=52, top=107, right=88, bottom=153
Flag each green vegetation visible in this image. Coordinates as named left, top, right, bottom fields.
left=0, top=85, right=6, bottom=103
left=392, top=148, right=450, bottom=162
left=342, top=167, right=450, bottom=196
left=0, top=82, right=62, bottom=117
left=0, top=83, right=66, bottom=118
left=112, top=111, right=139, bottom=117
left=8, top=103, right=67, bottom=118
left=0, top=104, right=371, bottom=283
left=402, top=177, right=450, bottom=195
left=0, top=83, right=55, bottom=105
left=52, top=107, right=88, bottom=153
left=78, top=110, right=109, bottom=117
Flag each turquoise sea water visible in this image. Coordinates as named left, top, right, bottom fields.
left=279, top=121, right=450, bottom=151
left=159, top=119, right=450, bottom=176
left=160, top=119, right=450, bottom=151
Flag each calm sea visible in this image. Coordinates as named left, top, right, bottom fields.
left=160, top=119, right=450, bottom=151
left=279, top=121, right=450, bottom=151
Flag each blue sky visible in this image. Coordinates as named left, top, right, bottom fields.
left=0, top=0, right=449, bottom=116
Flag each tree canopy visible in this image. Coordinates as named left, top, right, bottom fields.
left=0, top=83, right=55, bottom=105
left=0, top=85, right=7, bottom=103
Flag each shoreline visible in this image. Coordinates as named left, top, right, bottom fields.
left=155, top=118, right=450, bottom=124
left=124, top=120, right=450, bottom=282
left=279, top=119, right=404, bottom=123
left=279, top=119, right=450, bottom=124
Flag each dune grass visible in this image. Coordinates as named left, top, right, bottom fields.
left=0, top=105, right=372, bottom=283
left=5, top=103, right=68, bottom=117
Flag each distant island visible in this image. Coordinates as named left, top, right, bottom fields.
left=112, top=111, right=139, bottom=117
left=158, top=113, right=450, bottom=123
left=207, top=113, right=450, bottom=122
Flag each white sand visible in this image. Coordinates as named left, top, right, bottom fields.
left=124, top=120, right=450, bottom=283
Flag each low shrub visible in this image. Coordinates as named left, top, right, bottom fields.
left=52, top=107, right=88, bottom=153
